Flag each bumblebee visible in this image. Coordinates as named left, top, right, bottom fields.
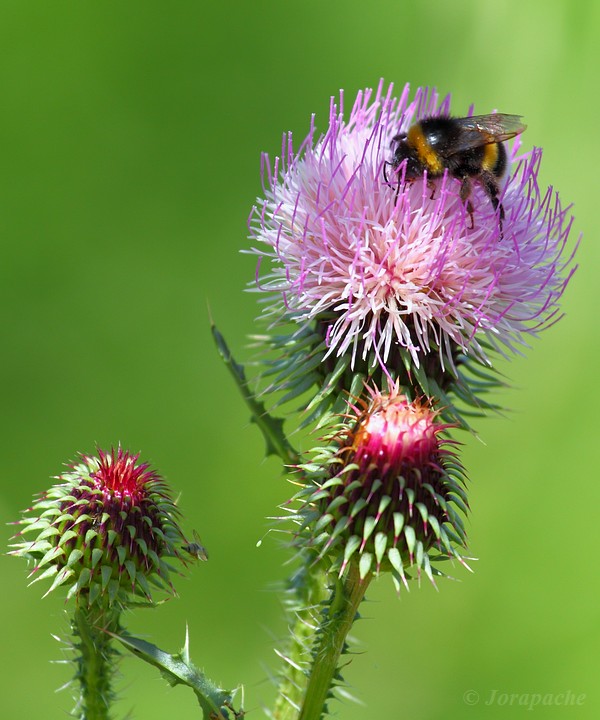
left=385, top=113, right=526, bottom=231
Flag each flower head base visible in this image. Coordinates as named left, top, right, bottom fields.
left=293, top=384, right=468, bottom=590
left=9, top=447, right=187, bottom=608
left=249, top=81, right=577, bottom=387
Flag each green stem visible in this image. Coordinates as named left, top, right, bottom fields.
left=272, top=608, right=316, bottom=720
left=272, top=566, right=330, bottom=720
left=298, top=564, right=371, bottom=720
left=72, top=606, right=121, bottom=720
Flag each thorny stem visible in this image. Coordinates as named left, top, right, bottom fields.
left=272, top=566, right=330, bottom=720
left=72, top=606, right=121, bottom=720
left=298, top=564, right=371, bottom=720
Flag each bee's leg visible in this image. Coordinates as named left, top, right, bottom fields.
left=383, top=161, right=391, bottom=185
left=466, top=200, right=475, bottom=229
left=383, top=162, right=402, bottom=203
left=459, top=177, right=474, bottom=229
left=480, top=172, right=504, bottom=238
left=427, top=178, right=436, bottom=200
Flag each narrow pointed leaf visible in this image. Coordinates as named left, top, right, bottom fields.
left=212, top=321, right=298, bottom=465
left=111, top=630, right=239, bottom=720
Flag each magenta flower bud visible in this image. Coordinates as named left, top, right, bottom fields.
left=294, top=384, right=468, bottom=589
left=10, top=447, right=187, bottom=607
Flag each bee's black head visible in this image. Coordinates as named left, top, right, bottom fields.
left=389, top=135, right=423, bottom=180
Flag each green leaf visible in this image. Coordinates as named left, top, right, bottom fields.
left=374, top=532, right=387, bottom=565
left=393, top=512, right=405, bottom=537
left=404, top=526, right=416, bottom=558
left=349, top=498, right=368, bottom=518
left=135, top=537, right=149, bottom=556
left=42, top=566, right=74, bottom=597
left=427, top=515, right=441, bottom=539
left=91, top=548, right=104, bottom=569
left=111, top=628, right=241, bottom=720
left=124, top=560, right=136, bottom=584
left=35, top=526, right=61, bottom=542
left=326, top=495, right=349, bottom=514
left=314, top=514, right=334, bottom=534
left=359, top=552, right=373, bottom=579
left=84, top=528, right=98, bottom=545
left=377, top=495, right=391, bottom=517
left=362, top=516, right=376, bottom=544
left=342, top=535, right=361, bottom=566
left=36, top=545, right=65, bottom=570
left=88, top=581, right=102, bottom=606
left=100, top=565, right=113, bottom=591
left=28, top=563, right=58, bottom=585
left=66, top=548, right=84, bottom=567
left=212, top=321, right=298, bottom=465
left=415, top=502, right=429, bottom=524
left=304, top=355, right=350, bottom=414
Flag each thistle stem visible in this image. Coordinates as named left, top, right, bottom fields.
left=272, top=565, right=329, bottom=720
left=72, top=606, right=121, bottom=720
left=298, top=564, right=371, bottom=720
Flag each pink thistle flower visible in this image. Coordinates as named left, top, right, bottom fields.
left=249, top=81, right=578, bottom=376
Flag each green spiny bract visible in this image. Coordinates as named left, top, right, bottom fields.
left=290, top=383, right=470, bottom=591
left=248, top=315, right=506, bottom=438
left=9, top=447, right=187, bottom=608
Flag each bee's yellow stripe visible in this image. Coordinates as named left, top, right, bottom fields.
left=482, top=143, right=499, bottom=172
left=407, top=125, right=444, bottom=174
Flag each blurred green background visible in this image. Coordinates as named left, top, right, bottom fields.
left=1, top=1, right=598, bottom=718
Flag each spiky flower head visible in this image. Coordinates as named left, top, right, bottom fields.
left=249, top=80, right=577, bottom=396
left=293, top=383, right=468, bottom=591
left=9, top=447, right=187, bottom=608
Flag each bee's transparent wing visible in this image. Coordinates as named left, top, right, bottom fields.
left=443, top=113, right=527, bottom=155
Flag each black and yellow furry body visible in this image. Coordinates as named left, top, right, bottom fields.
left=386, top=113, right=526, bottom=230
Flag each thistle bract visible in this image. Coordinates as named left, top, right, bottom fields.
left=10, top=447, right=187, bottom=607
left=293, top=385, right=468, bottom=590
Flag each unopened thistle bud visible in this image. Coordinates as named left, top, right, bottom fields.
left=10, top=447, right=187, bottom=608
left=294, top=385, right=468, bottom=590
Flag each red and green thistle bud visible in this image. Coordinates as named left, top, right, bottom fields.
left=295, top=386, right=469, bottom=590
left=9, top=447, right=187, bottom=607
